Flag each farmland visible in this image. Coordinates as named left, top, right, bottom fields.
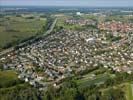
left=0, top=14, right=46, bottom=50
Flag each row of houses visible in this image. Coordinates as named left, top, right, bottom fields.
left=98, top=21, right=133, bottom=32
left=65, top=19, right=96, bottom=26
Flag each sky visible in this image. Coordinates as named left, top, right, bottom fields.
left=0, top=0, right=133, bottom=7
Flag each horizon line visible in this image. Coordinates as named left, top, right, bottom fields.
left=1, top=5, right=133, bottom=8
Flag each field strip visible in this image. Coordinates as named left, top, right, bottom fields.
left=131, top=84, right=133, bottom=97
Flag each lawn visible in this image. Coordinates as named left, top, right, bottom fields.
left=74, top=67, right=115, bottom=87
left=76, top=74, right=110, bottom=87
left=0, top=15, right=46, bottom=49
left=0, top=70, right=22, bottom=88
left=125, top=83, right=133, bottom=100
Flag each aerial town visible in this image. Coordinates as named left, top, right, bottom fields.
left=1, top=14, right=133, bottom=88
left=0, top=5, right=133, bottom=100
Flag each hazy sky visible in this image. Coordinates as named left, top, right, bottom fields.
left=0, top=0, right=133, bottom=7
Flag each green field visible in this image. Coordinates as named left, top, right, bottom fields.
left=0, top=15, right=46, bottom=49
left=75, top=67, right=115, bottom=87
left=125, top=83, right=133, bottom=100
left=76, top=74, right=110, bottom=87
left=0, top=70, right=22, bottom=88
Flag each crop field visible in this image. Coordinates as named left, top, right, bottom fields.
left=0, top=15, right=46, bottom=49
left=0, top=70, right=22, bottom=88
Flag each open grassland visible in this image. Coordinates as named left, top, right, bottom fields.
left=0, top=15, right=46, bottom=49
left=0, top=70, right=23, bottom=88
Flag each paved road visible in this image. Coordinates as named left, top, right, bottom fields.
left=44, top=18, right=57, bottom=36
left=0, top=18, right=57, bottom=57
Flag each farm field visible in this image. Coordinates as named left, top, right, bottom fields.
left=0, top=14, right=46, bottom=50
left=0, top=70, right=22, bottom=88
